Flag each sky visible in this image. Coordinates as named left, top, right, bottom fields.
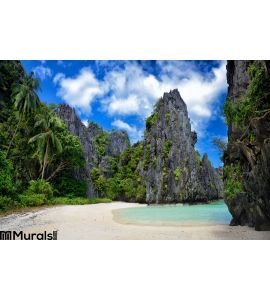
left=22, top=60, right=228, bottom=167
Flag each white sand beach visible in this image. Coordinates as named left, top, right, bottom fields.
left=1, top=202, right=270, bottom=240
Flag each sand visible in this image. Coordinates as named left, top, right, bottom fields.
left=1, top=202, right=270, bottom=240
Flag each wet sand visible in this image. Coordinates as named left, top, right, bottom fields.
left=1, top=202, right=270, bottom=240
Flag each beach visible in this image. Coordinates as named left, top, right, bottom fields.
left=1, top=202, right=270, bottom=240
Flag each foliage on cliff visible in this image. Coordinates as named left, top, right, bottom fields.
left=224, top=61, right=270, bottom=127
left=89, top=142, right=146, bottom=202
left=224, top=60, right=270, bottom=229
left=223, top=164, right=243, bottom=201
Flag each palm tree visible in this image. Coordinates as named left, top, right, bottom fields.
left=6, top=72, right=40, bottom=156
left=29, top=113, right=63, bottom=179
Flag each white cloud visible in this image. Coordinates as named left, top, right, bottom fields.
left=106, top=95, right=141, bottom=115
left=101, top=61, right=227, bottom=137
left=33, top=64, right=52, bottom=80
left=53, top=73, right=65, bottom=84
left=54, top=61, right=227, bottom=138
left=101, top=63, right=162, bottom=117
left=81, top=119, right=88, bottom=127
left=111, top=119, right=143, bottom=143
left=112, top=119, right=137, bottom=133
left=53, top=68, right=106, bottom=113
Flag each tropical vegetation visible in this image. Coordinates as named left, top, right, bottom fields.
left=0, top=61, right=109, bottom=212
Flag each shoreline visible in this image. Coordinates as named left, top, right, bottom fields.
left=1, top=201, right=270, bottom=239
left=112, top=208, right=229, bottom=228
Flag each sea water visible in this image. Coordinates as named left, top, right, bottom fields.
left=114, top=200, right=232, bottom=226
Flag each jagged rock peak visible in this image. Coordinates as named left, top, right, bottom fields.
left=162, top=89, right=187, bottom=109
left=142, top=89, right=223, bottom=204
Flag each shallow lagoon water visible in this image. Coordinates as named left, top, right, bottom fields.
left=114, top=200, right=232, bottom=226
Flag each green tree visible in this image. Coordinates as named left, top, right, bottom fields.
left=95, top=175, right=106, bottom=197
left=212, top=137, right=227, bottom=161
left=90, top=167, right=107, bottom=197
left=0, top=61, right=25, bottom=122
left=26, top=179, right=54, bottom=200
left=47, top=124, right=85, bottom=182
left=29, top=112, right=63, bottom=179
left=111, top=142, right=146, bottom=201
left=6, top=72, right=40, bottom=156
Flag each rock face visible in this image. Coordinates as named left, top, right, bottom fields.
left=142, top=89, right=223, bottom=204
left=55, top=104, right=129, bottom=197
left=198, top=155, right=224, bottom=200
left=224, top=61, right=270, bottom=230
left=107, top=131, right=130, bottom=157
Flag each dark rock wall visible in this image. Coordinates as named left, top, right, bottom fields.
left=225, top=61, right=270, bottom=230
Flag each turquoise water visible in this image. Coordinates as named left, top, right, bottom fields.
left=114, top=200, right=232, bottom=226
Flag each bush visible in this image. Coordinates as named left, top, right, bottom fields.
left=224, top=96, right=253, bottom=127
left=19, top=194, right=46, bottom=207
left=224, top=164, right=244, bottom=201
left=0, top=195, right=15, bottom=211
left=162, top=140, right=173, bottom=160
left=105, top=177, right=120, bottom=200
left=54, top=175, right=87, bottom=197
left=136, top=185, right=146, bottom=201
left=26, top=179, right=53, bottom=199
left=47, top=197, right=112, bottom=205
left=0, top=150, right=15, bottom=195
left=224, top=179, right=243, bottom=201
left=146, top=113, right=158, bottom=130
left=165, top=113, right=170, bottom=123
left=174, top=167, right=181, bottom=182
left=94, top=131, right=109, bottom=158
left=90, top=168, right=107, bottom=197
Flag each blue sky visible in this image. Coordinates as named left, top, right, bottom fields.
left=22, top=60, right=228, bottom=167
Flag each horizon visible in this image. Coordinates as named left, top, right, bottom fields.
left=22, top=60, right=228, bottom=167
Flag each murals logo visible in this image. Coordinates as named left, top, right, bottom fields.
left=0, top=230, right=58, bottom=240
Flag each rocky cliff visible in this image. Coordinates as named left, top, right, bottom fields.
left=224, top=61, right=270, bottom=230
left=55, top=104, right=129, bottom=197
left=56, top=91, right=223, bottom=203
left=141, top=89, right=223, bottom=204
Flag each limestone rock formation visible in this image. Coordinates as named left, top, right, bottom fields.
left=107, top=131, right=130, bottom=157
left=142, top=89, right=223, bottom=204
left=224, top=60, right=270, bottom=230
left=55, top=104, right=129, bottom=197
left=56, top=91, right=223, bottom=204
